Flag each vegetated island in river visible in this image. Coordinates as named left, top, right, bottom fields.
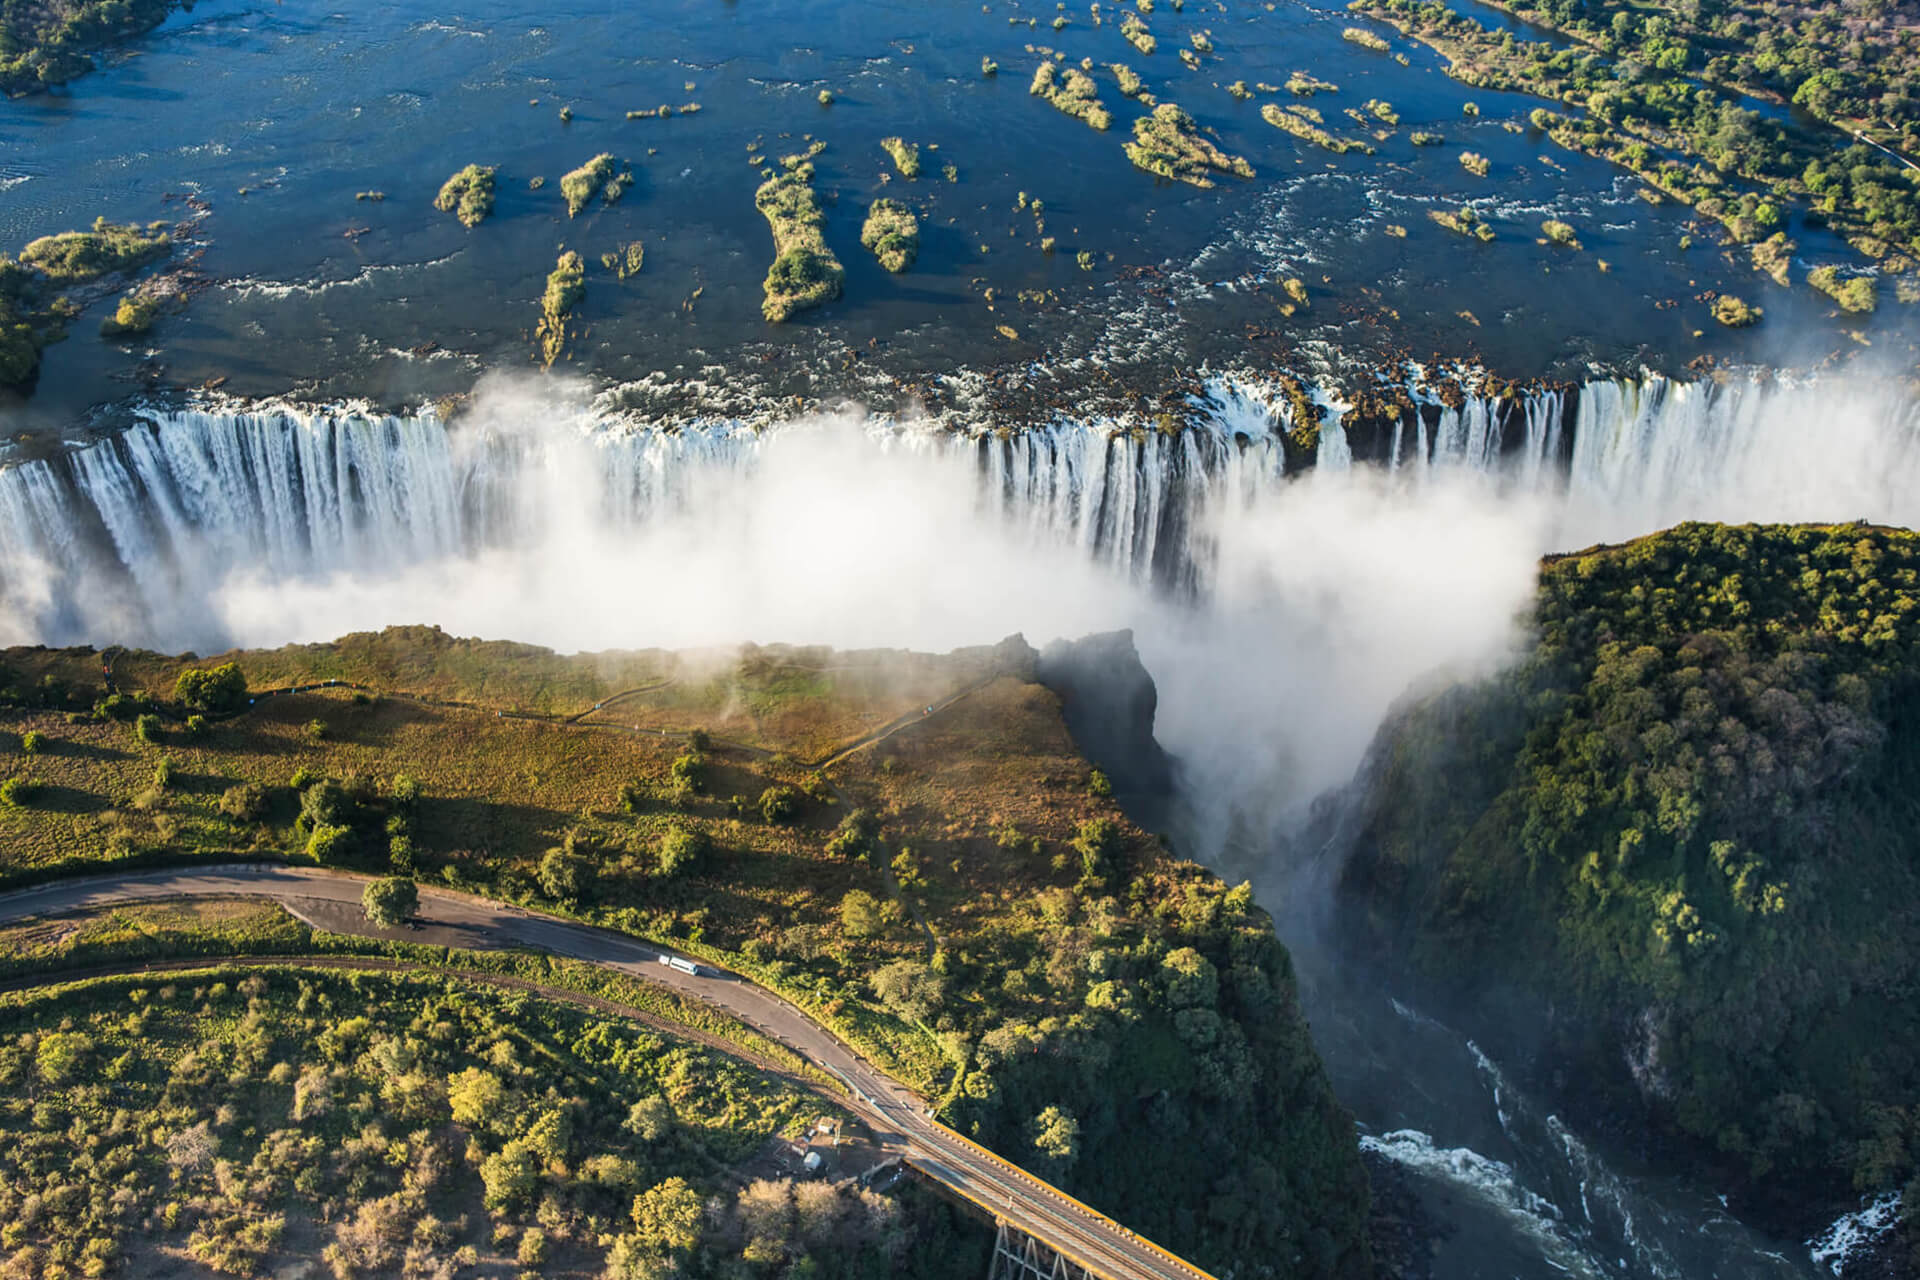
left=1340, top=521, right=1920, bottom=1251
left=0, top=626, right=1374, bottom=1279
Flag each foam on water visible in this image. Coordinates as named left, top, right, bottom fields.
left=1809, top=1192, right=1903, bottom=1275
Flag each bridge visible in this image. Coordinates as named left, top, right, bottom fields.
left=0, top=865, right=1217, bottom=1280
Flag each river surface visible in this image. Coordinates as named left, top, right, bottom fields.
left=3, top=2, right=1918, bottom=1277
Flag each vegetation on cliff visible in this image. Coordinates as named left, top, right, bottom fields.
left=0, top=627, right=1373, bottom=1277
left=1344, top=522, right=1920, bottom=1212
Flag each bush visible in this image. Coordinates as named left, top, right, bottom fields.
left=1088, top=768, right=1112, bottom=798
left=0, top=776, right=39, bottom=808
left=290, top=766, right=320, bottom=790
left=219, top=783, right=268, bottom=822
left=826, top=809, right=879, bottom=860
left=307, top=824, right=355, bottom=863
left=303, top=718, right=329, bottom=742
left=152, top=757, right=175, bottom=790
left=300, top=779, right=350, bottom=829
left=174, top=662, right=248, bottom=714
left=1713, top=294, right=1762, bottom=327
left=362, top=876, right=418, bottom=927
left=618, top=781, right=647, bottom=814
left=19, top=730, right=44, bottom=756
left=134, top=713, right=162, bottom=744
left=757, top=784, right=801, bottom=824
left=670, top=749, right=709, bottom=794
left=538, top=844, right=592, bottom=901
left=389, top=773, right=421, bottom=807
left=1072, top=817, right=1119, bottom=878
left=388, top=834, right=414, bottom=872
left=657, top=825, right=709, bottom=877
left=184, top=714, right=207, bottom=736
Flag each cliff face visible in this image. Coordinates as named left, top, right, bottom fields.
left=1338, top=523, right=1920, bottom=1221
left=1035, top=629, right=1175, bottom=801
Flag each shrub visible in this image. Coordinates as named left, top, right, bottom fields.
left=219, top=783, right=268, bottom=822
left=1072, top=817, right=1119, bottom=877
left=1088, top=768, right=1112, bottom=797
left=0, top=776, right=39, bottom=808
left=618, top=781, right=647, bottom=813
left=300, top=778, right=350, bottom=829
left=389, top=834, right=414, bottom=872
left=826, top=809, right=879, bottom=860
left=184, top=714, right=208, bottom=736
left=670, top=749, right=709, bottom=794
left=758, top=784, right=801, bottom=824
left=1713, top=294, right=1762, bottom=327
left=290, top=766, right=320, bottom=790
left=1540, top=219, right=1581, bottom=248
left=362, top=876, right=418, bottom=927
left=134, top=713, right=162, bottom=744
left=20, top=730, right=43, bottom=756
left=304, top=718, right=329, bottom=742
left=434, top=164, right=498, bottom=227
left=657, top=825, right=708, bottom=877
left=153, top=757, right=175, bottom=790
left=307, top=824, right=355, bottom=862
left=538, top=846, right=592, bottom=901
left=174, top=662, right=248, bottom=713
left=389, top=773, right=421, bottom=807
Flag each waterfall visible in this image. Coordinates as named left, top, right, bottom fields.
left=2, top=370, right=1917, bottom=651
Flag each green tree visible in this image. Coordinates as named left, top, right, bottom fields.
left=361, top=876, right=417, bottom=927
left=1030, top=1105, right=1080, bottom=1166
left=657, top=825, right=708, bottom=877
left=219, top=782, right=267, bottom=821
left=670, top=749, right=709, bottom=794
left=758, top=784, right=801, bottom=824
left=630, top=1177, right=703, bottom=1254
left=447, top=1067, right=507, bottom=1129
left=173, top=662, right=248, bottom=713
left=308, top=824, right=355, bottom=862
left=538, top=844, right=592, bottom=901
left=19, top=730, right=44, bottom=755
left=839, top=889, right=885, bottom=939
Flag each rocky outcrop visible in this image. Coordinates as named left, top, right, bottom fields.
left=1035, top=629, right=1174, bottom=801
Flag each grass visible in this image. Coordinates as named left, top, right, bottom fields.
left=537, top=251, right=584, bottom=367
left=1124, top=102, right=1253, bottom=187
left=754, top=162, right=844, bottom=322
left=559, top=153, right=631, bottom=218
left=1030, top=63, right=1113, bottom=130
left=18, top=218, right=170, bottom=285
left=860, top=199, right=920, bottom=272
left=433, top=163, right=497, bottom=227
left=1261, top=102, right=1374, bottom=155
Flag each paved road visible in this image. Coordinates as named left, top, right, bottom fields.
left=0, top=865, right=1215, bottom=1280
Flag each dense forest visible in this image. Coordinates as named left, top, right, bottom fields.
left=1342, top=523, right=1920, bottom=1225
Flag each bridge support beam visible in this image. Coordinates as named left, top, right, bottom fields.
left=987, top=1218, right=1098, bottom=1280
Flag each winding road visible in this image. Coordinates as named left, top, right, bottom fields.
left=0, top=865, right=1216, bottom=1280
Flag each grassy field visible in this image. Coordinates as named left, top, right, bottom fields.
left=0, top=959, right=897, bottom=1279
left=0, top=626, right=1375, bottom=1278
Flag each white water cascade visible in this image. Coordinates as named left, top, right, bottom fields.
left=2, top=369, right=1917, bottom=652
